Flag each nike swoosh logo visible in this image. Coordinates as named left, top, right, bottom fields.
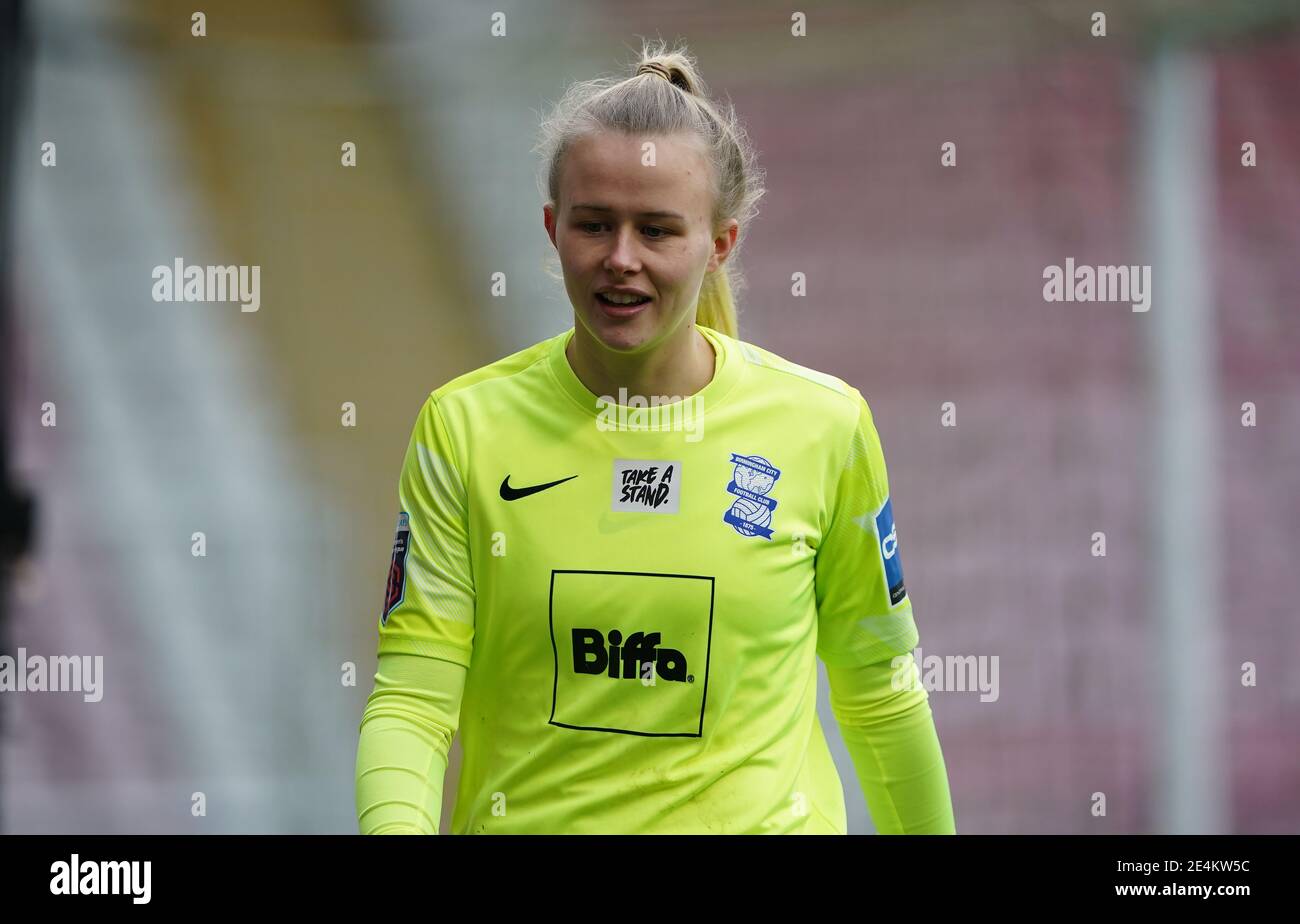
left=499, top=474, right=578, bottom=501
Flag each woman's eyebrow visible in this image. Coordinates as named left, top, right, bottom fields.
left=571, top=203, right=686, bottom=220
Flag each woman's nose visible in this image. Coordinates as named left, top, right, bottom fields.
left=603, top=226, right=641, bottom=272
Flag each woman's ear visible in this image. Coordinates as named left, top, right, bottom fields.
left=543, top=202, right=559, bottom=248
left=707, top=218, right=739, bottom=272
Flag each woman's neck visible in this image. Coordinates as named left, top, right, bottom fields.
left=566, top=322, right=716, bottom=403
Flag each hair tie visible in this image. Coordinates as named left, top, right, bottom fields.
left=637, top=62, right=684, bottom=90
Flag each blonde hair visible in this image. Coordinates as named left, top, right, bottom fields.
left=534, top=38, right=766, bottom=338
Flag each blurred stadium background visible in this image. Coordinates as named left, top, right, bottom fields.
left=1, top=0, right=1296, bottom=833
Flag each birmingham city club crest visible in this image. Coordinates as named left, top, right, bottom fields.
left=723, top=453, right=781, bottom=540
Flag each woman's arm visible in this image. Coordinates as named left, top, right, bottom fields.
left=360, top=392, right=475, bottom=833
left=825, top=651, right=955, bottom=834
left=355, top=652, right=467, bottom=834
left=811, top=388, right=954, bottom=832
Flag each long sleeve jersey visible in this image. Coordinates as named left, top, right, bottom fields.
left=355, top=324, right=955, bottom=834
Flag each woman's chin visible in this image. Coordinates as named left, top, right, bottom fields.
left=596, top=331, right=647, bottom=354
left=584, top=313, right=656, bottom=353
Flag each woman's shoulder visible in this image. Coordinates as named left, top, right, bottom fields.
left=426, top=330, right=566, bottom=406
left=720, top=329, right=865, bottom=412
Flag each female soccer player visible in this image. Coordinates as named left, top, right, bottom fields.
left=355, top=40, right=955, bottom=834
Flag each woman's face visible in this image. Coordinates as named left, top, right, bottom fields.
left=544, top=130, right=737, bottom=354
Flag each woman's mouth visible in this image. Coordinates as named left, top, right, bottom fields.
left=595, top=292, right=652, bottom=319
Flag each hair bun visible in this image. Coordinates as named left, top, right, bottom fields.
left=636, top=61, right=690, bottom=93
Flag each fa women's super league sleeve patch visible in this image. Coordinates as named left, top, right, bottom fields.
left=381, top=512, right=410, bottom=625
left=875, top=496, right=907, bottom=606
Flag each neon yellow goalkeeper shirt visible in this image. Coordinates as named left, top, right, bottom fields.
left=361, top=323, right=954, bottom=834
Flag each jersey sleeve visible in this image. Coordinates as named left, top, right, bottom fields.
left=825, top=653, right=956, bottom=834
left=356, top=651, right=467, bottom=834
left=814, top=389, right=919, bottom=669
left=376, top=394, right=475, bottom=668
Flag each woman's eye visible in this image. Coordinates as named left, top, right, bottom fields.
left=577, top=222, right=669, bottom=239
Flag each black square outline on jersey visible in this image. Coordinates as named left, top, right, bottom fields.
left=548, top=569, right=714, bottom=737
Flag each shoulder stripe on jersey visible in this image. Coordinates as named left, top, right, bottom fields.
left=404, top=443, right=474, bottom=626
left=736, top=339, right=851, bottom=397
